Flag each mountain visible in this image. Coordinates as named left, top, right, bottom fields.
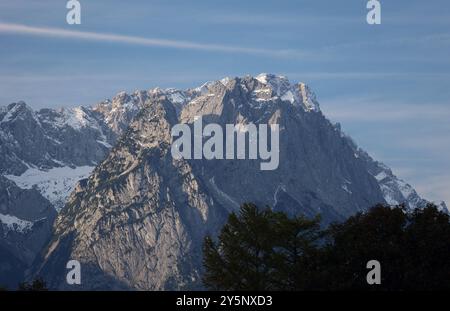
left=19, top=73, right=445, bottom=290
left=0, top=92, right=148, bottom=287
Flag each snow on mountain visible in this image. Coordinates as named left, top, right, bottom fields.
left=1, top=75, right=444, bottom=216
left=254, top=73, right=320, bottom=111
left=0, top=213, right=34, bottom=235
left=347, top=141, right=447, bottom=212
left=376, top=168, right=448, bottom=212
left=92, top=90, right=146, bottom=136
left=0, top=106, right=18, bottom=124
left=0, top=87, right=196, bottom=215
left=186, top=74, right=444, bottom=212
left=165, top=88, right=189, bottom=104
left=194, top=81, right=216, bottom=95
left=0, top=102, right=115, bottom=213
left=440, top=201, right=448, bottom=212
left=4, top=166, right=95, bottom=212
left=55, top=107, right=99, bottom=130
left=0, top=102, right=31, bottom=124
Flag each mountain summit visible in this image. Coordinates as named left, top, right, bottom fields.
left=19, top=74, right=442, bottom=290
left=0, top=74, right=445, bottom=289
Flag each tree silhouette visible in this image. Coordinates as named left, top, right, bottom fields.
left=326, top=204, right=450, bottom=290
left=18, top=278, right=48, bottom=291
left=203, top=203, right=450, bottom=290
left=203, top=203, right=325, bottom=290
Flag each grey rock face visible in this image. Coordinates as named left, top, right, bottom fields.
left=0, top=93, right=149, bottom=286
left=37, top=93, right=224, bottom=290
left=33, top=74, right=444, bottom=290
left=0, top=175, right=56, bottom=287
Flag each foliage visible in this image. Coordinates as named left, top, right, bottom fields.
left=203, top=203, right=450, bottom=290
left=18, top=278, right=48, bottom=291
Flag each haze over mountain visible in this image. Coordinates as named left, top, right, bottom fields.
left=0, top=74, right=446, bottom=289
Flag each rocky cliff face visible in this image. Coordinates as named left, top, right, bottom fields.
left=0, top=175, right=56, bottom=287
left=0, top=92, right=147, bottom=286
left=36, top=93, right=223, bottom=289
left=28, top=74, right=445, bottom=290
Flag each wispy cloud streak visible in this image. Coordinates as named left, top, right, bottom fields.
left=0, top=22, right=306, bottom=58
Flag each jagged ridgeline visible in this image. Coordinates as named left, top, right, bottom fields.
left=0, top=74, right=446, bottom=289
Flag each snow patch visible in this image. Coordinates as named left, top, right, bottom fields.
left=5, top=166, right=95, bottom=211
left=54, top=107, right=98, bottom=130
left=0, top=213, right=33, bottom=234
left=379, top=184, right=400, bottom=205
left=167, top=91, right=187, bottom=104
left=220, top=77, right=232, bottom=86
left=0, top=102, right=31, bottom=124
left=254, top=74, right=320, bottom=112
left=194, top=81, right=214, bottom=95
left=398, top=180, right=414, bottom=200
left=281, top=90, right=295, bottom=103
left=375, top=171, right=388, bottom=182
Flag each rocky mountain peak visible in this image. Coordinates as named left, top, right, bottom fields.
left=32, top=74, right=424, bottom=290
left=224, top=73, right=320, bottom=112
left=1, top=101, right=35, bottom=125
left=255, top=73, right=291, bottom=91
left=299, top=82, right=320, bottom=112
left=1, top=74, right=446, bottom=290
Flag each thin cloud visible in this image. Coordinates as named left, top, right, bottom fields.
left=204, top=13, right=359, bottom=26
left=414, top=175, right=450, bottom=207
left=0, top=22, right=307, bottom=58
left=321, top=96, right=450, bottom=122
left=292, top=72, right=450, bottom=81
left=321, top=33, right=450, bottom=52
left=397, top=136, right=450, bottom=159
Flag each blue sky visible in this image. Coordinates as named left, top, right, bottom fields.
left=0, top=0, right=449, bottom=205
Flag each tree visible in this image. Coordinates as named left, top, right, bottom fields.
left=203, top=203, right=450, bottom=290
left=18, top=278, right=48, bottom=291
left=326, top=204, right=450, bottom=290
left=203, top=203, right=324, bottom=290
left=401, top=205, right=450, bottom=290
left=325, top=204, right=408, bottom=290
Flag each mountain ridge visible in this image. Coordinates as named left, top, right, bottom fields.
left=0, top=73, right=446, bottom=288
left=30, top=74, right=447, bottom=290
